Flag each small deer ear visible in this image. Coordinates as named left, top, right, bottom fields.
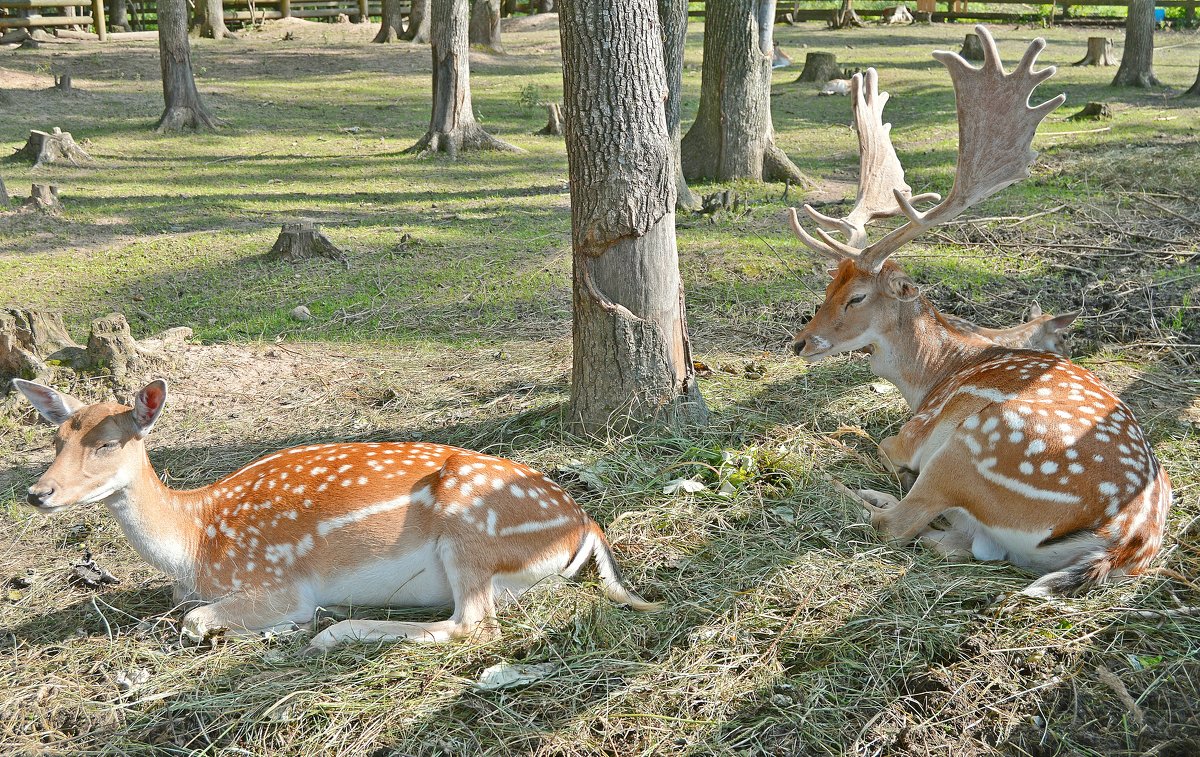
left=882, top=269, right=920, bottom=301
left=1048, top=311, right=1078, bottom=331
left=12, top=380, right=84, bottom=426
left=132, top=379, right=168, bottom=438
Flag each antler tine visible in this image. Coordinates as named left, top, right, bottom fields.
left=787, top=207, right=852, bottom=261
left=845, top=69, right=920, bottom=234
left=858, top=25, right=1065, bottom=272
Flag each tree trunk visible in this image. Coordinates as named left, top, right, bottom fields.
left=538, top=0, right=554, bottom=10
left=500, top=0, right=516, bottom=16
left=374, top=0, right=405, bottom=41
left=680, top=0, right=807, bottom=184
left=155, top=0, right=219, bottom=132
left=405, top=0, right=519, bottom=156
left=402, top=0, right=431, bottom=42
left=196, top=0, right=237, bottom=38
left=1112, top=0, right=1160, bottom=87
left=559, top=0, right=707, bottom=435
left=469, top=0, right=502, bottom=52
left=832, top=0, right=863, bottom=27
left=1182, top=59, right=1200, bottom=97
left=108, top=0, right=130, bottom=31
left=795, top=51, right=838, bottom=82
left=659, top=0, right=699, bottom=211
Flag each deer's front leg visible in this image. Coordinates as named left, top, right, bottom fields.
left=182, top=592, right=313, bottom=642
left=879, top=434, right=919, bottom=491
left=854, top=481, right=949, bottom=546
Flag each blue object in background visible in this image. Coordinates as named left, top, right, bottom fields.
left=1154, top=7, right=1166, bottom=21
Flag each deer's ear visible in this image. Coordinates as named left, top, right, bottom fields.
left=132, top=379, right=168, bottom=439
left=1028, top=302, right=1043, bottom=319
left=12, top=380, right=85, bottom=426
left=881, top=269, right=920, bottom=302
left=1048, top=311, right=1078, bottom=332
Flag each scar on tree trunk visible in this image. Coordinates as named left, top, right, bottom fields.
left=374, top=0, right=404, bottom=42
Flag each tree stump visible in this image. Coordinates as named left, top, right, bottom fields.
left=535, top=103, right=564, bottom=135
left=796, top=52, right=839, bottom=83
left=1073, top=37, right=1116, bottom=66
left=85, top=313, right=170, bottom=385
left=830, top=0, right=863, bottom=28
left=881, top=4, right=913, bottom=23
left=0, top=308, right=81, bottom=382
left=268, top=221, right=349, bottom=266
left=1068, top=102, right=1113, bottom=120
left=12, top=128, right=92, bottom=167
left=52, top=74, right=73, bottom=93
left=22, top=184, right=61, bottom=213
left=960, top=33, right=985, bottom=62
left=0, top=176, right=9, bottom=206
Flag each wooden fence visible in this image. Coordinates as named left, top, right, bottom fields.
left=2, top=0, right=1195, bottom=43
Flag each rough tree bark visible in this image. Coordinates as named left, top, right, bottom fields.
left=469, top=0, right=502, bottom=52
left=402, top=0, right=432, bottom=42
left=1073, top=36, right=1117, bottom=66
left=795, top=51, right=838, bottom=82
left=196, top=0, right=237, bottom=39
left=374, top=0, right=405, bottom=41
left=405, top=0, right=519, bottom=156
left=155, top=0, right=219, bottom=132
left=1112, top=0, right=1160, bottom=87
left=108, top=0, right=131, bottom=31
left=659, top=0, right=699, bottom=211
left=559, top=0, right=707, bottom=435
left=681, top=0, right=806, bottom=184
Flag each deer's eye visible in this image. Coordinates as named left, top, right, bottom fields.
left=96, top=440, right=120, bottom=454
left=845, top=294, right=867, bottom=310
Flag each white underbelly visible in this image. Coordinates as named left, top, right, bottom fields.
left=943, top=509, right=1105, bottom=574
left=307, top=541, right=453, bottom=609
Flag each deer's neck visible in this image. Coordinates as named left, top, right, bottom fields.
left=102, top=452, right=206, bottom=587
left=868, top=297, right=996, bottom=410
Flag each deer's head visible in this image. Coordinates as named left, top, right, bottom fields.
left=13, top=379, right=167, bottom=512
left=787, top=27, right=1063, bottom=364
left=792, top=257, right=920, bottom=361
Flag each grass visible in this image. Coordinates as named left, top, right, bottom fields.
left=1, top=16, right=1199, bottom=757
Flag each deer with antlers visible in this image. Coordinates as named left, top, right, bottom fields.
left=12, top=379, right=659, bottom=650
left=788, top=27, right=1170, bottom=596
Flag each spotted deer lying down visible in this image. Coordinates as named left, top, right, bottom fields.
left=13, top=379, right=659, bottom=650
left=788, top=27, right=1170, bottom=596
left=945, top=303, right=1077, bottom=357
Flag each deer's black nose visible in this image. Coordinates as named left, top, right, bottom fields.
left=27, top=484, right=55, bottom=508
left=791, top=338, right=806, bottom=356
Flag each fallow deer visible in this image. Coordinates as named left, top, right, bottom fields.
left=944, top=303, right=1077, bottom=357
left=787, top=27, right=1170, bottom=596
left=12, top=379, right=659, bottom=650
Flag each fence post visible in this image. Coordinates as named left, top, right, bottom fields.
left=92, top=0, right=108, bottom=40
left=281, top=0, right=292, bottom=17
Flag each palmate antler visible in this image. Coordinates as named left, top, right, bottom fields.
left=789, top=25, right=1065, bottom=272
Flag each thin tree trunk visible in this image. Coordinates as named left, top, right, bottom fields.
left=405, top=0, right=519, bottom=156
left=155, top=0, right=219, bottom=132
left=659, top=0, right=699, bottom=211
left=500, top=0, right=516, bottom=16
left=402, top=0, right=431, bottom=41
left=374, top=0, right=405, bottom=41
left=680, top=0, right=807, bottom=184
left=108, top=0, right=130, bottom=31
left=469, top=0, right=502, bottom=52
left=538, top=0, right=554, bottom=10
left=1112, top=0, right=1160, bottom=87
left=559, top=0, right=708, bottom=435
left=197, top=0, right=237, bottom=39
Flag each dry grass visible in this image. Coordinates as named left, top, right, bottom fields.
left=1, top=17, right=1199, bottom=757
